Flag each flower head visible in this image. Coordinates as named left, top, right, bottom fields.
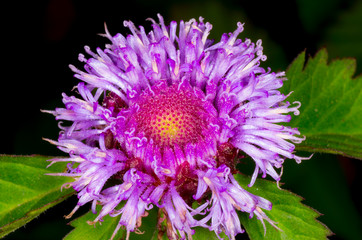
left=45, top=14, right=306, bottom=239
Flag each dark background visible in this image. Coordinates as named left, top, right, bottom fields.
left=2, top=0, right=362, bottom=239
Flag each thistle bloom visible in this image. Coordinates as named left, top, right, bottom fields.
left=45, top=14, right=307, bottom=240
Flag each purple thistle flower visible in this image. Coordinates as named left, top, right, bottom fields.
left=44, top=14, right=308, bottom=240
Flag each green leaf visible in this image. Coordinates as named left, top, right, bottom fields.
left=64, top=206, right=125, bottom=240
left=66, top=203, right=225, bottom=240
left=65, top=204, right=159, bottom=240
left=234, top=174, right=332, bottom=240
left=192, top=227, right=226, bottom=240
left=0, top=155, right=74, bottom=238
left=282, top=49, right=362, bottom=159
